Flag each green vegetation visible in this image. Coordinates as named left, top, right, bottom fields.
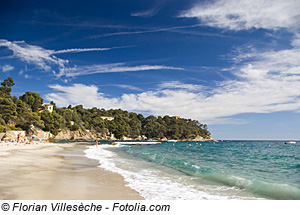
left=0, top=77, right=211, bottom=140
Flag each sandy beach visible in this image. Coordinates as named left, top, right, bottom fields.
left=0, top=143, right=143, bottom=200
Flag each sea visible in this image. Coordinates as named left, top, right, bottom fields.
left=84, top=140, right=300, bottom=200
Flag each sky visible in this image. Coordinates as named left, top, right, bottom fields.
left=1, top=0, right=300, bottom=140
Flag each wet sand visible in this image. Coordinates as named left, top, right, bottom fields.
left=0, top=143, right=143, bottom=200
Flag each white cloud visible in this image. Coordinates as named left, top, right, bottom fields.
left=233, top=46, right=300, bottom=77
left=0, top=64, right=14, bottom=72
left=53, top=48, right=113, bottom=54
left=0, top=39, right=182, bottom=78
left=158, top=81, right=204, bottom=91
left=0, top=39, right=67, bottom=72
left=57, top=63, right=183, bottom=77
left=0, top=40, right=121, bottom=72
left=116, top=84, right=142, bottom=91
left=131, top=1, right=165, bottom=18
left=46, top=84, right=118, bottom=108
left=53, top=46, right=131, bottom=54
left=180, top=0, right=300, bottom=31
left=131, top=10, right=159, bottom=18
left=89, top=24, right=225, bottom=39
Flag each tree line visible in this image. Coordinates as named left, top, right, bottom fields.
left=0, top=77, right=211, bottom=140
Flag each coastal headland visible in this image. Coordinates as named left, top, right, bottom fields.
left=0, top=143, right=143, bottom=200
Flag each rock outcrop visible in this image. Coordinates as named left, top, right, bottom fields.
left=53, top=129, right=97, bottom=141
left=190, top=135, right=214, bottom=141
left=52, top=129, right=214, bottom=142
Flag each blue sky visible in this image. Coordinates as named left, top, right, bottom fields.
left=1, top=0, right=300, bottom=140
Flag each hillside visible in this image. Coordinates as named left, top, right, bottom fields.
left=0, top=77, right=211, bottom=141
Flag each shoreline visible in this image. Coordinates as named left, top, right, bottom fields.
left=0, top=143, right=143, bottom=200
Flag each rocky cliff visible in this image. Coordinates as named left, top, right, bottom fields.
left=52, top=129, right=213, bottom=141
left=53, top=129, right=94, bottom=141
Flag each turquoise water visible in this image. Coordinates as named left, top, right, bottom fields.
left=85, top=141, right=300, bottom=200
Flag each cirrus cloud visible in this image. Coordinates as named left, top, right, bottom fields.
left=0, top=39, right=183, bottom=78
left=0, top=39, right=65, bottom=72
left=57, top=63, right=183, bottom=78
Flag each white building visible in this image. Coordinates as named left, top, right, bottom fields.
left=100, top=116, right=114, bottom=121
left=43, top=104, right=54, bottom=113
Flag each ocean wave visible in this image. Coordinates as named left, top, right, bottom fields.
left=249, top=180, right=300, bottom=200
left=122, top=145, right=300, bottom=199
left=195, top=170, right=300, bottom=200
left=84, top=144, right=300, bottom=200
left=84, top=145, right=247, bottom=200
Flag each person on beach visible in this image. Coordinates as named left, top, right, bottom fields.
left=96, top=140, right=98, bottom=148
left=17, top=133, right=21, bottom=143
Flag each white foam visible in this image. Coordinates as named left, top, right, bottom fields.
left=84, top=145, right=256, bottom=200
left=192, top=164, right=201, bottom=169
